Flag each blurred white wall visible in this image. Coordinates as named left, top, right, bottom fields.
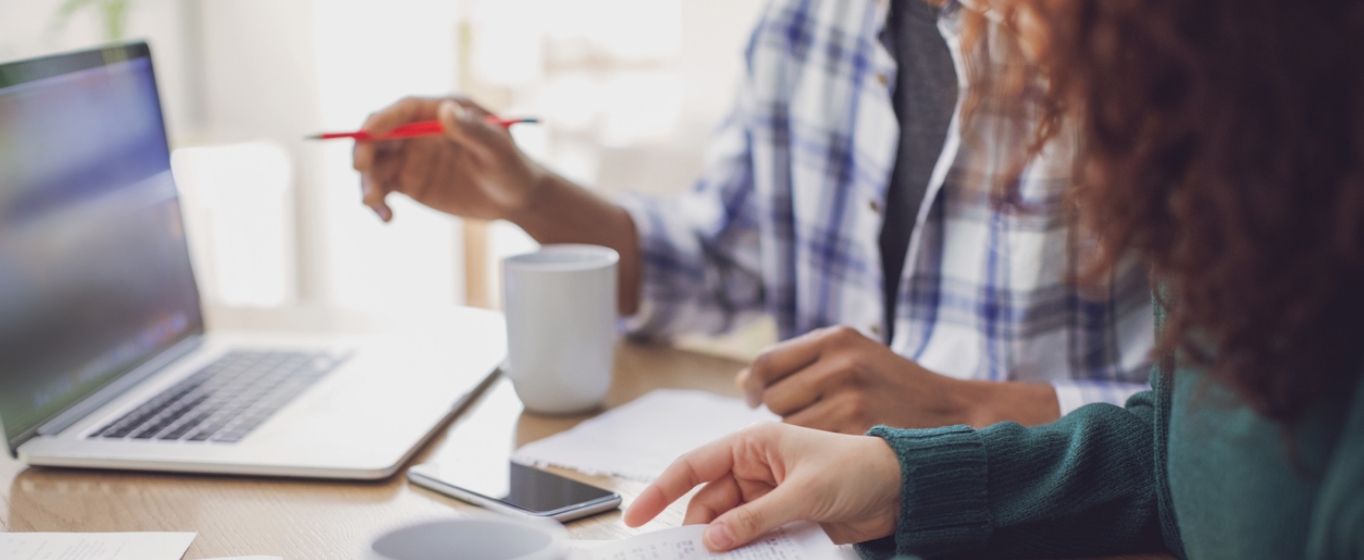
left=192, top=0, right=466, bottom=312
left=310, top=0, right=464, bottom=311
left=173, top=143, right=295, bottom=307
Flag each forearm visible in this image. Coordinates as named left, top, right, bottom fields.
left=507, top=170, right=643, bottom=315
left=858, top=390, right=1165, bottom=559
left=957, top=379, right=1061, bottom=428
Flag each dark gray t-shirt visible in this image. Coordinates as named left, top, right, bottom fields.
left=880, top=0, right=958, bottom=343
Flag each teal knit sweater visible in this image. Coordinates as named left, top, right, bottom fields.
left=856, top=364, right=1364, bottom=559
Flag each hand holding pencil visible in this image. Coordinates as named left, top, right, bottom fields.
left=350, top=97, right=548, bottom=223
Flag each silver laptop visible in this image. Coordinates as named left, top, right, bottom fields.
left=0, top=43, right=505, bottom=480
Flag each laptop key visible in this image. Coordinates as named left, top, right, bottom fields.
left=90, top=349, right=346, bottom=443
left=160, top=415, right=206, bottom=440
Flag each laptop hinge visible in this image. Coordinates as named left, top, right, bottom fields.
left=33, top=335, right=205, bottom=439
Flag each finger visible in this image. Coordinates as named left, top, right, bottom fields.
left=703, top=483, right=807, bottom=552
left=743, top=330, right=827, bottom=407
left=437, top=100, right=506, bottom=156
left=353, top=139, right=375, bottom=173
left=353, top=140, right=387, bottom=219
left=394, top=136, right=446, bottom=198
left=361, top=175, right=393, bottom=222
left=734, top=368, right=751, bottom=402
left=683, top=475, right=742, bottom=525
left=363, top=96, right=441, bottom=136
left=448, top=96, right=493, bottom=118
left=623, top=436, right=741, bottom=527
left=361, top=142, right=404, bottom=221
left=761, top=357, right=850, bottom=417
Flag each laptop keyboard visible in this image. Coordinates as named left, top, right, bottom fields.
left=90, top=350, right=347, bottom=444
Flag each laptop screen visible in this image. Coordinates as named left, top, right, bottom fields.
left=0, top=44, right=204, bottom=449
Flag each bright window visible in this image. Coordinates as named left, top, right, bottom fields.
left=1, top=0, right=766, bottom=350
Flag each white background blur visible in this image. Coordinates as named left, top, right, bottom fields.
left=0, top=0, right=774, bottom=357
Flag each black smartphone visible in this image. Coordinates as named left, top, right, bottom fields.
left=408, top=461, right=621, bottom=522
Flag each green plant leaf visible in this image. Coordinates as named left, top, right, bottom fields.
left=52, top=0, right=133, bottom=41
left=56, top=0, right=99, bottom=21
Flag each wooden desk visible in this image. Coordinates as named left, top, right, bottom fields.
left=1, top=340, right=1168, bottom=560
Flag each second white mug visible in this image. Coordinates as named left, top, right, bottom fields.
left=501, top=244, right=618, bottom=415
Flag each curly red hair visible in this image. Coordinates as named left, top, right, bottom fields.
left=981, top=0, right=1364, bottom=422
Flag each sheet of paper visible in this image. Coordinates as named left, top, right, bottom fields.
left=573, top=522, right=839, bottom=560
left=512, top=389, right=779, bottom=481
left=566, top=540, right=608, bottom=560
left=0, top=532, right=196, bottom=560
left=569, top=537, right=858, bottom=560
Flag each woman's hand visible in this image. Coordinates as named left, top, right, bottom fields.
left=352, top=96, right=545, bottom=222
left=623, top=423, right=903, bottom=552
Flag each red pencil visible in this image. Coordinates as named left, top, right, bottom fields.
left=306, top=117, right=538, bottom=141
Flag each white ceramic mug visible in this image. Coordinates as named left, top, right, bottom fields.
left=502, top=244, right=618, bottom=415
left=366, top=517, right=566, bottom=560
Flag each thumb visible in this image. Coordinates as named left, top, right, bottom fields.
left=702, top=484, right=806, bottom=552
left=734, top=368, right=758, bottom=408
left=437, top=100, right=500, bottom=154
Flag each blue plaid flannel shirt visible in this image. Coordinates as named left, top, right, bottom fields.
left=617, top=0, right=1153, bottom=413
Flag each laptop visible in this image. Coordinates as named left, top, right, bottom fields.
left=0, top=43, right=505, bottom=480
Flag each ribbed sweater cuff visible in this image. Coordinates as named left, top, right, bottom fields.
left=856, top=425, right=992, bottom=559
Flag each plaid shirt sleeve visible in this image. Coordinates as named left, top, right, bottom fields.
left=616, top=95, right=766, bottom=339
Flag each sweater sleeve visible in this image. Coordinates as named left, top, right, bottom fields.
left=857, top=391, right=1168, bottom=560
left=1306, top=372, right=1364, bottom=560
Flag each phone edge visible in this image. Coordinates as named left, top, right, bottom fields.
left=406, top=465, right=622, bottom=523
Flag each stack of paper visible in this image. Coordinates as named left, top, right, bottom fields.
left=512, top=389, right=780, bottom=481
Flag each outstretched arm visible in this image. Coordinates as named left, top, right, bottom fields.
left=626, top=389, right=1170, bottom=559
left=861, top=392, right=1166, bottom=559
left=352, top=97, right=645, bottom=314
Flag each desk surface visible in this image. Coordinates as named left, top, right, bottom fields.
left=1, top=338, right=1169, bottom=560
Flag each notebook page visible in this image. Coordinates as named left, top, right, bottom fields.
left=513, top=389, right=780, bottom=481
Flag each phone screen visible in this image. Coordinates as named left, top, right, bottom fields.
left=410, top=461, right=617, bottom=515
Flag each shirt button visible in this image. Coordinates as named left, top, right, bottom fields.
left=876, top=73, right=890, bottom=87
left=869, top=324, right=883, bottom=337
left=869, top=199, right=882, bottom=213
